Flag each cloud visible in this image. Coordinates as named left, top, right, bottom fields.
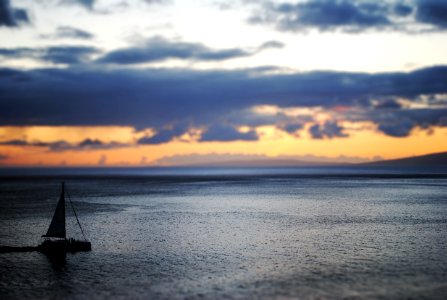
left=0, top=0, right=29, bottom=27
left=249, top=0, right=393, bottom=33
left=0, top=138, right=128, bottom=151
left=372, top=107, right=447, bottom=136
left=377, top=119, right=414, bottom=137
left=415, top=0, right=447, bottom=29
left=394, top=3, right=413, bottom=17
left=58, top=0, right=170, bottom=13
left=0, top=139, right=48, bottom=147
left=0, top=153, right=8, bottom=160
left=97, top=36, right=283, bottom=64
left=141, top=0, right=170, bottom=4
left=309, top=121, right=348, bottom=139
left=0, top=47, right=31, bottom=57
left=258, top=40, right=285, bottom=49
left=42, top=26, right=94, bottom=40
left=42, top=46, right=99, bottom=64
left=0, top=65, right=446, bottom=141
left=280, top=123, right=305, bottom=135
left=137, top=123, right=188, bottom=144
left=374, top=99, right=402, bottom=109
left=62, top=138, right=127, bottom=151
left=61, top=0, right=95, bottom=10
left=0, top=46, right=99, bottom=64
left=0, top=38, right=280, bottom=66
left=248, top=0, right=447, bottom=33
left=200, top=124, right=259, bottom=142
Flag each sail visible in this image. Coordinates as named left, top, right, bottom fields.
left=42, top=183, right=66, bottom=238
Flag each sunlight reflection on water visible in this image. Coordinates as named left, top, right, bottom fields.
left=1, top=171, right=447, bottom=299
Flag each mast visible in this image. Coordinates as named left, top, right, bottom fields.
left=66, top=186, right=88, bottom=242
left=42, top=182, right=66, bottom=238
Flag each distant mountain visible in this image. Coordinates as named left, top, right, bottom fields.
left=362, top=152, right=447, bottom=167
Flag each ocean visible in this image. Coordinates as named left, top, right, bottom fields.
left=1, top=167, right=447, bottom=299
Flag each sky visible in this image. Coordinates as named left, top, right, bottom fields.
left=0, top=0, right=446, bottom=166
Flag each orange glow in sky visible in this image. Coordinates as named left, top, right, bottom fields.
left=1, top=124, right=446, bottom=166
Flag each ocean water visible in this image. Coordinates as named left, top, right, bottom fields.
left=1, top=168, right=447, bottom=299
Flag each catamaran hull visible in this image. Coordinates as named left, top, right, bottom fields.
left=38, top=239, right=91, bottom=253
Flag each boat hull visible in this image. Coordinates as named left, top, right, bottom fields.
left=38, top=239, right=91, bottom=253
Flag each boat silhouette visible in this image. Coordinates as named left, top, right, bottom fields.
left=38, top=182, right=91, bottom=253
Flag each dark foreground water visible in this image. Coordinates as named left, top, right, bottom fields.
left=1, top=167, right=447, bottom=299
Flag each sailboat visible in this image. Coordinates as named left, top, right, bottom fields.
left=38, top=182, right=91, bottom=253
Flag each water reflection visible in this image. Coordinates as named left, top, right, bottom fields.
left=44, top=252, right=66, bottom=270
left=1, top=175, right=446, bottom=299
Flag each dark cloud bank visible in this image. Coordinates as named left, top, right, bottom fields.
left=0, top=65, right=446, bottom=143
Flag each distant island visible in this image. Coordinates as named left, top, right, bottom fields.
left=0, top=152, right=446, bottom=172
left=361, top=151, right=447, bottom=167
left=176, top=152, right=447, bottom=168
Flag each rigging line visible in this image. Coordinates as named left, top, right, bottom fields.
left=66, top=185, right=88, bottom=242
